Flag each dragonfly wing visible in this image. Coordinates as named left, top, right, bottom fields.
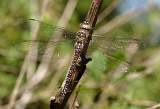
left=16, top=39, right=74, bottom=62
left=92, top=36, right=142, bottom=52
left=90, top=36, right=142, bottom=64
left=28, top=19, right=77, bottom=41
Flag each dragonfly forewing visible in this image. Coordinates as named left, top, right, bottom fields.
left=20, top=19, right=144, bottom=63
left=28, top=19, right=77, bottom=41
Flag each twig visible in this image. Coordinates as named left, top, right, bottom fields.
left=127, top=49, right=160, bottom=80
left=28, top=0, right=78, bottom=87
left=7, top=60, right=28, bottom=109
left=7, top=0, right=49, bottom=109
left=147, top=103, right=160, bottom=109
left=90, top=36, right=139, bottom=108
left=50, top=0, right=103, bottom=108
left=25, top=0, right=50, bottom=80
left=95, top=1, right=152, bottom=35
left=25, top=55, right=71, bottom=102
left=70, top=85, right=80, bottom=109
left=97, top=0, right=122, bottom=23
left=14, top=0, right=78, bottom=109
left=42, top=54, right=71, bottom=97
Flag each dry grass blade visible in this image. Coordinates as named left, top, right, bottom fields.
left=95, top=1, right=153, bottom=35
left=147, top=103, right=160, bottom=109
left=97, top=0, right=122, bottom=23
left=7, top=0, right=49, bottom=108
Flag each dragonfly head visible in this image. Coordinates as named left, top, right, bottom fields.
left=80, top=21, right=92, bottom=30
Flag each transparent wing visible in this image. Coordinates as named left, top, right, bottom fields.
left=17, top=19, right=143, bottom=63
left=92, top=35, right=142, bottom=52
left=10, top=18, right=78, bottom=62
left=28, top=19, right=143, bottom=53
left=28, top=19, right=77, bottom=41
left=90, top=36, right=142, bottom=64
left=9, top=40, right=72, bottom=61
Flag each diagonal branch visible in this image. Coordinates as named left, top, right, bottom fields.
left=50, top=0, right=103, bottom=109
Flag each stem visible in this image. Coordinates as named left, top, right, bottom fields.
left=50, top=0, right=103, bottom=109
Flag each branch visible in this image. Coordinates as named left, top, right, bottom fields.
left=50, top=0, right=103, bottom=108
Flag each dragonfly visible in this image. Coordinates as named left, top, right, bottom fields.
left=17, top=19, right=143, bottom=65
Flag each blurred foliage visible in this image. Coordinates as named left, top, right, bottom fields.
left=0, top=0, right=160, bottom=109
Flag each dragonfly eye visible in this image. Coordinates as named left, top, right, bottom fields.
left=84, top=21, right=89, bottom=24
left=80, top=21, right=92, bottom=30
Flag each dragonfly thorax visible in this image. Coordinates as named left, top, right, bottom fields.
left=76, top=30, right=87, bottom=42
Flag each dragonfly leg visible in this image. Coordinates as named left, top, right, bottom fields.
left=74, top=54, right=92, bottom=82
left=76, top=54, right=91, bottom=66
left=73, top=80, right=79, bottom=84
left=83, top=54, right=92, bottom=64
